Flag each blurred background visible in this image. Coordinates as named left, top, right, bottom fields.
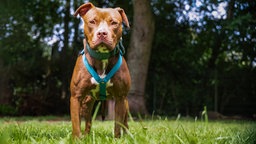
left=0, top=0, right=255, bottom=119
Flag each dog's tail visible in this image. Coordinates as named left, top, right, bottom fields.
left=101, top=101, right=107, bottom=121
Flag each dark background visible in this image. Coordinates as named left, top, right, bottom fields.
left=0, top=0, right=255, bottom=118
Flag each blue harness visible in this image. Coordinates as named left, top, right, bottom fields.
left=81, top=40, right=125, bottom=100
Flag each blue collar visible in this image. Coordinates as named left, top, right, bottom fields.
left=82, top=53, right=122, bottom=100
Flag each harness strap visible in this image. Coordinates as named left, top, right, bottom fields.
left=82, top=54, right=122, bottom=100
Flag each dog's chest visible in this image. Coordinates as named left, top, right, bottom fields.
left=89, top=58, right=114, bottom=99
left=90, top=74, right=113, bottom=99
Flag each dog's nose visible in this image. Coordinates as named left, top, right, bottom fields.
left=97, top=30, right=108, bottom=38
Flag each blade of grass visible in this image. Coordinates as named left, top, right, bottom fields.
left=115, top=121, right=136, bottom=142
left=92, top=102, right=101, bottom=121
left=175, top=134, right=185, bottom=144
left=176, top=113, right=181, bottom=122
left=128, top=111, right=134, bottom=122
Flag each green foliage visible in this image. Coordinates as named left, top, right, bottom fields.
left=0, top=117, right=255, bottom=144
left=0, top=105, right=17, bottom=116
left=0, top=0, right=67, bottom=115
left=0, top=0, right=255, bottom=117
left=146, top=0, right=256, bottom=116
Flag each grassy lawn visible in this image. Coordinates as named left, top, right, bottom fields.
left=0, top=116, right=255, bottom=144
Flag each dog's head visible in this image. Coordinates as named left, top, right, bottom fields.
left=74, top=2, right=129, bottom=52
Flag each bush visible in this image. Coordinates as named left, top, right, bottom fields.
left=0, top=104, right=17, bottom=116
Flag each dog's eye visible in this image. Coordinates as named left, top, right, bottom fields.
left=111, top=21, right=118, bottom=26
left=89, top=20, right=96, bottom=25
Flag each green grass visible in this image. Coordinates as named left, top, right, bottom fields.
left=0, top=116, right=255, bottom=144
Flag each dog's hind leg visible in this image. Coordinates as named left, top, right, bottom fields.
left=123, top=98, right=129, bottom=133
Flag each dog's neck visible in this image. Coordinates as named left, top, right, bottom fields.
left=87, top=54, right=118, bottom=76
left=91, top=56, right=108, bottom=75
left=84, top=40, right=121, bottom=75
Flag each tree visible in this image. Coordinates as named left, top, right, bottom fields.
left=127, top=0, right=155, bottom=115
left=0, top=0, right=66, bottom=115
left=0, top=0, right=255, bottom=117
left=146, top=0, right=256, bottom=117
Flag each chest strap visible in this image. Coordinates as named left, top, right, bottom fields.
left=82, top=54, right=122, bottom=100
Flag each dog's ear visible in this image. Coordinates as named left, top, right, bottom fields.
left=115, top=8, right=130, bottom=28
left=74, top=2, right=94, bottom=17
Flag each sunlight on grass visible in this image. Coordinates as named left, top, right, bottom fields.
left=0, top=117, right=255, bottom=144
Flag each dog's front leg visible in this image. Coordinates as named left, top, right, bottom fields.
left=82, top=95, right=95, bottom=135
left=114, top=97, right=129, bottom=138
left=70, top=96, right=82, bottom=138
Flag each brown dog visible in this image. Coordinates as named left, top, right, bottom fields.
left=70, top=2, right=131, bottom=138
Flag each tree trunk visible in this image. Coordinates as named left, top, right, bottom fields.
left=127, top=0, right=155, bottom=115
